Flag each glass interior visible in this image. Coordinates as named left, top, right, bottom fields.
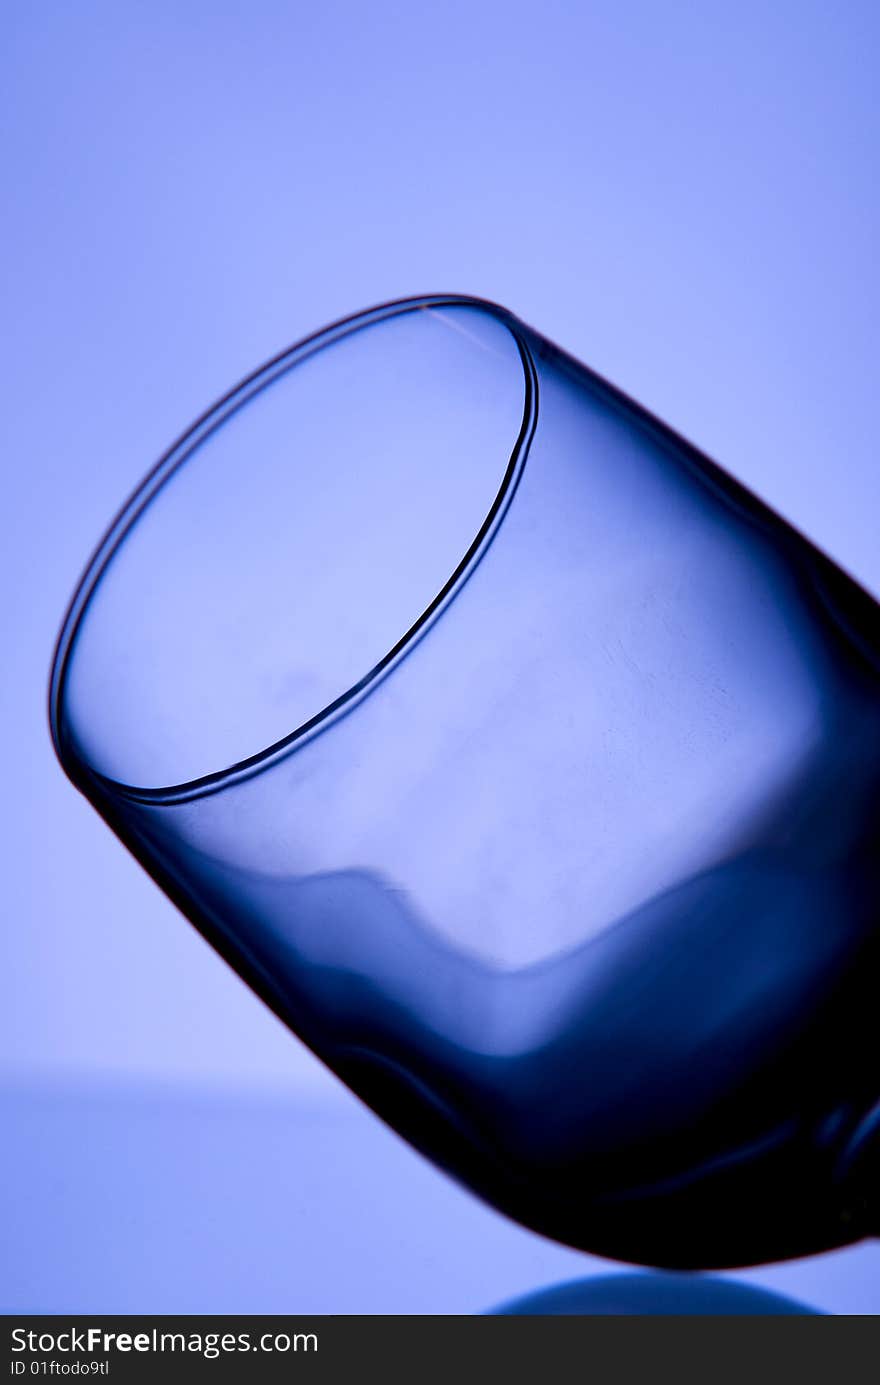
left=56, top=302, right=531, bottom=791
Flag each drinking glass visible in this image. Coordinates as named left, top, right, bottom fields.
left=50, top=295, right=880, bottom=1268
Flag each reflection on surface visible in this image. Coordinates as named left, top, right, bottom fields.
left=2, top=1082, right=876, bottom=1314
left=490, top=1272, right=820, bottom=1315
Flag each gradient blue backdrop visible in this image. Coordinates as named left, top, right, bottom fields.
left=2, top=0, right=878, bottom=1312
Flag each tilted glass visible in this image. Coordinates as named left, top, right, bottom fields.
left=51, top=296, right=880, bottom=1268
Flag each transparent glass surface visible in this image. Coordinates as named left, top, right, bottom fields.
left=50, top=295, right=880, bottom=1269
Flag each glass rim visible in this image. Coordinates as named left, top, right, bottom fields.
left=48, top=293, right=539, bottom=807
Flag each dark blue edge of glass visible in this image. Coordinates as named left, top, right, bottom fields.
left=48, top=295, right=538, bottom=806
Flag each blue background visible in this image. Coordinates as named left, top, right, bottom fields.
left=2, top=0, right=878, bottom=1312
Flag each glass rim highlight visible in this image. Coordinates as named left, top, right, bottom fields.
left=48, top=294, right=540, bottom=807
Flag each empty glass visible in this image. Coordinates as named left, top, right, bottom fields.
left=50, top=295, right=880, bottom=1268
